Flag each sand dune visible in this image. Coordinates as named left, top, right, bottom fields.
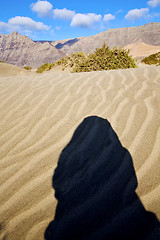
left=125, top=42, right=160, bottom=60
left=0, top=63, right=34, bottom=77
left=0, top=65, right=160, bottom=239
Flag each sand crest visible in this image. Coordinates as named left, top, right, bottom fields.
left=0, top=65, right=160, bottom=239
left=125, top=42, right=160, bottom=60
left=0, top=63, right=34, bottom=77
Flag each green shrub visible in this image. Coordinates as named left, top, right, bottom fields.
left=141, top=52, right=160, bottom=65
left=54, top=52, right=86, bottom=71
left=36, top=63, right=55, bottom=73
left=0, top=60, right=5, bottom=63
left=36, top=43, right=137, bottom=73
left=71, top=43, right=137, bottom=72
left=24, top=66, right=32, bottom=70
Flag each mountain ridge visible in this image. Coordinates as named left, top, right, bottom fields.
left=0, top=22, right=160, bottom=67
left=0, top=31, right=65, bottom=68
left=51, top=22, right=160, bottom=54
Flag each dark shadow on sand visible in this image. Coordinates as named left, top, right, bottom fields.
left=45, top=116, right=160, bottom=240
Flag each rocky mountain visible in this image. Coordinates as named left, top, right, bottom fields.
left=0, top=23, right=160, bottom=67
left=0, top=31, right=65, bottom=68
left=51, top=22, right=160, bottom=54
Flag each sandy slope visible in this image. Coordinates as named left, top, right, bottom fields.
left=125, top=42, right=160, bottom=60
left=0, top=63, right=34, bottom=77
left=0, top=65, right=160, bottom=239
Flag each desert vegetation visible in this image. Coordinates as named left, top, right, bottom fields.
left=23, top=66, right=32, bottom=70
left=36, top=63, right=55, bottom=73
left=37, top=43, right=137, bottom=73
left=141, top=52, right=160, bottom=65
left=0, top=60, right=5, bottom=63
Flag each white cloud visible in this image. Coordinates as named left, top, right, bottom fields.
left=53, top=8, right=75, bottom=20
left=0, top=22, right=9, bottom=32
left=31, top=0, right=53, bottom=17
left=116, top=10, right=123, bottom=14
left=71, top=13, right=102, bottom=28
left=103, top=14, right=115, bottom=22
left=8, top=16, right=50, bottom=31
left=0, top=16, right=50, bottom=34
left=55, top=26, right=62, bottom=30
left=125, top=8, right=149, bottom=21
left=147, top=0, right=160, bottom=7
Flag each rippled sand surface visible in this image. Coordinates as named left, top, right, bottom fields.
left=0, top=65, right=160, bottom=239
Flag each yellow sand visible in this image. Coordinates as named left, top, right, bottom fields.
left=125, top=42, right=160, bottom=59
left=0, top=65, right=160, bottom=240
left=0, top=63, right=35, bottom=77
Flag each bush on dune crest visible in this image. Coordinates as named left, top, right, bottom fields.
left=141, top=52, right=160, bottom=65
left=37, top=43, right=137, bottom=73
left=37, top=63, right=55, bottom=73
left=72, top=43, right=137, bottom=72
left=23, top=66, right=32, bottom=70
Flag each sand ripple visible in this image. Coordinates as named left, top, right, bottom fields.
left=0, top=66, right=160, bottom=239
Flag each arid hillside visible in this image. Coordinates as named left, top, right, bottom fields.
left=52, top=22, right=160, bottom=54
left=125, top=42, right=160, bottom=61
left=0, top=22, right=160, bottom=67
left=0, top=32, right=65, bottom=68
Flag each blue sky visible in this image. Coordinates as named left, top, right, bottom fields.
left=0, top=0, right=160, bottom=41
